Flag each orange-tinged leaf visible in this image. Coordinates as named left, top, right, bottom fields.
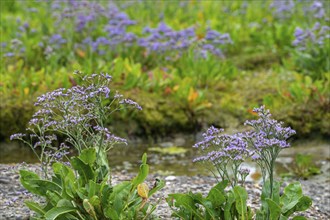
left=188, top=88, right=198, bottom=103
left=76, top=49, right=86, bottom=58
left=283, top=92, right=292, bottom=98
left=197, top=33, right=205, bottom=40
left=247, top=109, right=258, bottom=116
left=164, top=86, right=172, bottom=95
left=251, top=172, right=262, bottom=181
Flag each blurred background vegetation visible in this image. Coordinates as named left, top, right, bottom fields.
left=0, top=0, right=329, bottom=142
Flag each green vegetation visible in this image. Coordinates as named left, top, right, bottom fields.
left=1, top=0, right=329, bottom=140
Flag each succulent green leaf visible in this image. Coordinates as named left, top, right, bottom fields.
left=24, top=201, right=46, bottom=215
left=233, top=186, right=248, bottom=218
left=21, top=174, right=62, bottom=196
left=224, top=191, right=235, bottom=220
left=46, top=191, right=62, bottom=206
left=206, top=182, right=227, bottom=208
left=70, top=157, right=95, bottom=184
left=281, top=182, right=303, bottom=214
left=79, top=148, right=96, bottom=165
left=19, top=170, right=41, bottom=195
left=57, top=199, right=73, bottom=208
left=168, top=193, right=204, bottom=219
left=44, top=207, right=76, bottom=220
left=131, top=154, right=149, bottom=188
left=101, top=184, right=113, bottom=207
left=142, top=153, right=147, bottom=164
left=266, top=198, right=281, bottom=220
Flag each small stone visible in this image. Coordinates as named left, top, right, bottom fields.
left=165, top=175, right=176, bottom=181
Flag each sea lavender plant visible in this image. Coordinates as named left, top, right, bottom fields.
left=186, top=106, right=311, bottom=220
left=292, top=21, right=330, bottom=76
left=293, top=22, right=330, bottom=50
left=244, top=106, right=296, bottom=199
left=10, top=71, right=142, bottom=179
left=10, top=71, right=165, bottom=219
left=193, top=126, right=251, bottom=187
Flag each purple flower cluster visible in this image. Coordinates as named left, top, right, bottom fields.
left=310, top=1, right=326, bottom=19
left=11, top=72, right=142, bottom=177
left=51, top=0, right=137, bottom=55
left=93, top=125, right=127, bottom=146
left=194, top=126, right=250, bottom=186
left=244, top=106, right=295, bottom=183
left=199, top=29, right=232, bottom=58
left=3, top=39, right=25, bottom=58
left=194, top=132, right=250, bottom=164
left=119, top=99, right=142, bottom=111
left=139, top=23, right=232, bottom=59
left=244, top=106, right=296, bottom=142
left=139, top=22, right=195, bottom=55
left=293, top=22, right=330, bottom=50
left=3, top=1, right=231, bottom=60
left=270, top=0, right=295, bottom=18
left=194, top=106, right=296, bottom=186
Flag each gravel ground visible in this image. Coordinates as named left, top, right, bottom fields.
left=0, top=163, right=329, bottom=220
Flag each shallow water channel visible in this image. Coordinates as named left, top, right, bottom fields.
left=0, top=138, right=329, bottom=180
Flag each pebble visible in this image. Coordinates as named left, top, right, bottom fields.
left=165, top=175, right=176, bottom=181
left=0, top=164, right=329, bottom=219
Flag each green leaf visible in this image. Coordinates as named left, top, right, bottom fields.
left=272, top=181, right=281, bottom=204
left=87, top=180, right=98, bottom=199
left=233, top=186, right=248, bottom=218
left=79, top=148, right=96, bottom=165
left=104, top=208, right=119, bottom=219
left=224, top=191, right=235, bottom=220
left=193, top=193, right=217, bottom=219
left=266, top=199, right=281, bottom=220
left=168, top=193, right=204, bottom=219
left=89, top=195, right=102, bottom=214
left=25, top=201, right=46, bottom=215
left=281, top=182, right=303, bottom=214
left=52, top=163, right=76, bottom=198
left=106, top=181, right=131, bottom=216
left=83, top=199, right=97, bottom=220
left=57, top=199, right=73, bottom=208
left=44, top=207, right=76, bottom=220
left=131, top=154, right=149, bottom=188
left=52, top=163, right=75, bottom=181
left=295, top=196, right=312, bottom=211
left=284, top=196, right=312, bottom=217
left=101, top=184, right=113, bottom=208
left=279, top=214, right=289, bottom=220
left=142, top=153, right=147, bottom=164
left=19, top=170, right=41, bottom=195
left=23, top=178, right=62, bottom=196
left=46, top=191, right=62, bottom=206
left=70, top=157, right=95, bottom=184
left=206, top=182, right=227, bottom=208
left=148, top=179, right=165, bottom=197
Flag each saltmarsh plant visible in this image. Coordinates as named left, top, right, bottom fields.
left=167, top=106, right=312, bottom=220
left=10, top=71, right=164, bottom=219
